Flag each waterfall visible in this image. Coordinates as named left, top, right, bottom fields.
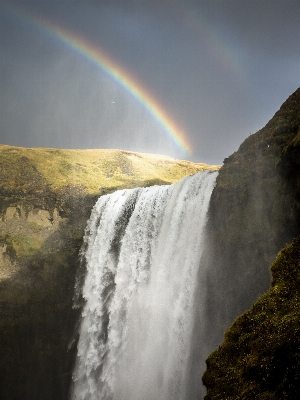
left=71, top=170, right=218, bottom=400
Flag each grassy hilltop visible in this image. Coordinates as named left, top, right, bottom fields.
left=0, top=145, right=217, bottom=195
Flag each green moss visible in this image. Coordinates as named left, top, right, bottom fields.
left=5, top=234, right=43, bottom=258
left=203, top=237, right=300, bottom=400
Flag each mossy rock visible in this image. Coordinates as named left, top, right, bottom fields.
left=203, top=237, right=300, bottom=400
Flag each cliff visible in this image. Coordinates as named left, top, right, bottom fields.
left=203, top=237, right=300, bottom=399
left=0, top=145, right=217, bottom=400
left=201, top=87, right=300, bottom=398
left=202, top=88, right=300, bottom=345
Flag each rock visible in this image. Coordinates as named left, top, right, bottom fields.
left=4, top=206, right=20, bottom=221
left=27, top=208, right=52, bottom=227
left=0, top=244, right=17, bottom=281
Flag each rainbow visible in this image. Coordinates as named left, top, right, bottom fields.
left=5, top=5, right=192, bottom=156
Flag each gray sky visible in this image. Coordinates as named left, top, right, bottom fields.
left=0, top=0, right=299, bottom=164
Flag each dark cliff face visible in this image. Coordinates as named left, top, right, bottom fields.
left=200, top=87, right=300, bottom=396
left=202, top=87, right=300, bottom=349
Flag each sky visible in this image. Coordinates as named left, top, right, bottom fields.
left=0, top=0, right=299, bottom=165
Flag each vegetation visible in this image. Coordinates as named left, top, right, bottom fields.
left=203, top=237, right=300, bottom=400
left=3, top=233, right=43, bottom=258
left=0, top=145, right=218, bottom=195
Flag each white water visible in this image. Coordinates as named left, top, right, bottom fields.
left=71, top=170, right=217, bottom=400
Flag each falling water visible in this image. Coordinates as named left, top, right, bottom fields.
left=71, top=170, right=218, bottom=400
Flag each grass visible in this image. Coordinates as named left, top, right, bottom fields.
left=0, top=145, right=220, bottom=195
left=3, top=234, right=44, bottom=258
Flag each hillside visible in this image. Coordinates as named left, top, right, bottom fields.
left=0, top=146, right=218, bottom=400
left=0, top=145, right=217, bottom=195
